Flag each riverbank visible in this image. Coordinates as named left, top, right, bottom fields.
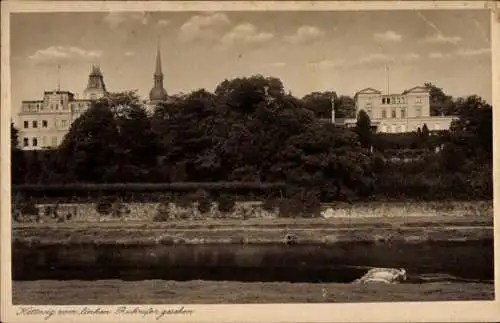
left=12, top=279, right=494, bottom=304
left=11, top=213, right=494, bottom=304
left=12, top=213, right=493, bottom=247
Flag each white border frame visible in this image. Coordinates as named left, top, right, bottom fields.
left=1, top=1, right=499, bottom=322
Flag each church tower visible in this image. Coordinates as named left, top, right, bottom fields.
left=149, top=39, right=168, bottom=104
left=83, top=65, right=107, bottom=100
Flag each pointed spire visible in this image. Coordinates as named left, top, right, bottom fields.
left=155, top=36, right=163, bottom=76
left=150, top=36, right=168, bottom=103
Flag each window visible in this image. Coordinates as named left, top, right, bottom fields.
left=367, top=109, right=372, bottom=118
left=401, top=124, right=406, bottom=133
left=32, top=121, right=38, bottom=128
left=51, top=136, right=57, bottom=146
left=401, top=108, right=406, bottom=119
left=42, top=136, right=48, bottom=146
left=23, top=138, right=29, bottom=147
left=55, top=104, right=59, bottom=110
left=32, top=137, right=38, bottom=147
left=382, top=98, right=386, bottom=104
left=382, top=110, right=387, bottom=118
left=391, top=110, right=396, bottom=118
left=42, top=120, right=48, bottom=128
left=54, top=120, right=59, bottom=128
left=381, top=125, right=387, bottom=132
left=415, top=96, right=423, bottom=104
left=24, top=121, right=29, bottom=129
left=391, top=125, right=397, bottom=133
left=387, top=98, right=391, bottom=104
left=61, top=120, right=68, bottom=128
left=416, top=107, right=421, bottom=117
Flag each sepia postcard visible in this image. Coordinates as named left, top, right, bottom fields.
left=1, top=1, right=499, bottom=322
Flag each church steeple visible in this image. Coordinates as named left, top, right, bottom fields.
left=149, top=37, right=168, bottom=103
left=155, top=39, right=163, bottom=77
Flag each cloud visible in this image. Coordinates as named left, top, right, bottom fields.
left=455, top=48, right=491, bottom=56
left=401, top=53, right=421, bottom=61
left=103, top=12, right=149, bottom=29
left=157, top=19, right=170, bottom=28
left=358, top=53, right=393, bottom=64
left=220, top=23, right=274, bottom=48
left=178, top=12, right=231, bottom=43
left=28, top=46, right=102, bottom=62
left=428, top=52, right=450, bottom=59
left=284, top=26, right=324, bottom=44
left=373, top=30, right=402, bottom=42
left=306, top=59, right=344, bottom=69
left=427, top=48, right=490, bottom=60
left=124, top=51, right=135, bottom=57
left=307, top=54, right=395, bottom=70
left=422, top=33, right=462, bottom=44
left=263, top=61, right=286, bottom=68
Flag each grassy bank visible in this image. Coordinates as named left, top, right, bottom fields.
left=12, top=280, right=494, bottom=304
left=13, top=215, right=493, bottom=247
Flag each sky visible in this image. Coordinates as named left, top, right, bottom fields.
left=10, top=9, right=492, bottom=113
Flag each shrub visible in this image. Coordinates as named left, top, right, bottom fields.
left=217, top=194, right=236, bottom=213
left=262, top=198, right=279, bottom=212
left=19, top=200, right=39, bottom=216
left=197, top=200, right=212, bottom=214
left=153, top=203, right=171, bottom=222
left=111, top=202, right=130, bottom=218
left=189, top=189, right=212, bottom=213
left=96, top=198, right=114, bottom=215
left=277, top=199, right=295, bottom=218
left=175, top=194, right=192, bottom=208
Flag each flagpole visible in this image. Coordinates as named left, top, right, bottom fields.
left=57, top=64, right=61, bottom=91
left=385, top=65, right=390, bottom=94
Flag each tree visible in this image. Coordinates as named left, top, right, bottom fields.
left=421, top=123, right=430, bottom=138
left=335, top=95, right=356, bottom=118
left=112, top=92, right=163, bottom=178
left=424, top=83, right=456, bottom=116
left=11, top=121, right=19, bottom=149
left=214, top=75, right=285, bottom=114
left=56, top=97, right=121, bottom=182
left=10, top=122, right=25, bottom=184
left=271, top=122, right=374, bottom=203
left=155, top=89, right=224, bottom=182
left=450, top=95, right=492, bottom=161
left=301, top=91, right=337, bottom=119
left=355, top=110, right=372, bottom=149
left=24, top=150, right=42, bottom=184
left=55, top=91, right=165, bottom=182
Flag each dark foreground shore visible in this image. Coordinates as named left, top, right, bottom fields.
left=13, top=280, right=494, bottom=304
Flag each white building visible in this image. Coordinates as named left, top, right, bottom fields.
left=335, top=86, right=457, bottom=133
left=16, top=66, right=107, bottom=150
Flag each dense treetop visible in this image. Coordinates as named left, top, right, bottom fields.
left=11, top=75, right=492, bottom=205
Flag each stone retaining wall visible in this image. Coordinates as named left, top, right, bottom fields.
left=13, top=201, right=281, bottom=223
left=12, top=200, right=492, bottom=224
